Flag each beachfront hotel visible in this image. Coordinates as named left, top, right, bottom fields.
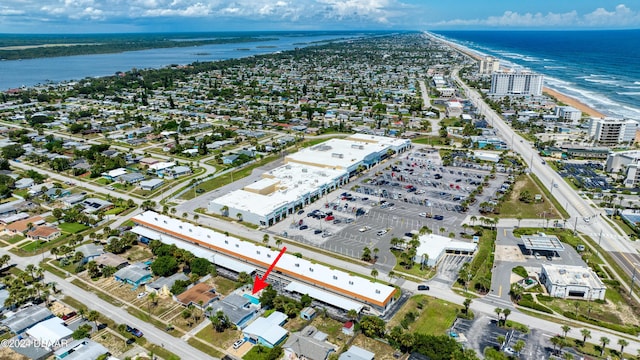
left=207, top=134, right=411, bottom=227
left=478, top=56, right=500, bottom=75
left=489, top=69, right=544, bottom=96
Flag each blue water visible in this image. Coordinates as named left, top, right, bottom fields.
left=431, top=30, right=640, bottom=119
left=243, top=293, right=260, bottom=305
left=0, top=32, right=372, bottom=90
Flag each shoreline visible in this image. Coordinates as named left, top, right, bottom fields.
left=426, top=31, right=607, bottom=119
left=542, top=87, right=605, bottom=119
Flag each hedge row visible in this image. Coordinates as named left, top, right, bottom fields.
left=563, top=311, right=640, bottom=335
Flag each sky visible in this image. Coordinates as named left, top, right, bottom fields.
left=1, top=1, right=640, bottom=33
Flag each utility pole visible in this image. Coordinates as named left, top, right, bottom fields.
left=573, top=217, right=578, bottom=235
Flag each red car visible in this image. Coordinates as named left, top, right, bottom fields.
left=62, top=311, right=77, bottom=320
left=325, top=215, right=335, bottom=221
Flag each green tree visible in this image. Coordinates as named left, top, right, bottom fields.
left=580, top=329, right=591, bottom=345
left=600, top=336, right=610, bottom=356
left=259, top=285, right=278, bottom=308
left=359, top=315, right=385, bottom=338
left=189, top=257, right=212, bottom=276
left=151, top=256, right=178, bottom=277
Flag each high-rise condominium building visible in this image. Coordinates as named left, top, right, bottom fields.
left=489, top=70, right=543, bottom=96
left=478, top=56, right=500, bottom=74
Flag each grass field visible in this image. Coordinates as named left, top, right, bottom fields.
left=412, top=136, right=449, bottom=146
left=498, top=174, right=562, bottom=219
left=388, top=295, right=461, bottom=336
left=58, top=222, right=90, bottom=233
left=195, top=325, right=241, bottom=350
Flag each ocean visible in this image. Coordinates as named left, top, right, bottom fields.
left=0, top=31, right=369, bottom=91
left=431, top=30, right=640, bottom=119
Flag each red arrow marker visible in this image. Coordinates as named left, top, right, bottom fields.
left=252, top=246, right=287, bottom=294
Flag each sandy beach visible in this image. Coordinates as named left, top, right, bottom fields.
left=542, top=87, right=606, bottom=119
left=426, top=32, right=607, bottom=119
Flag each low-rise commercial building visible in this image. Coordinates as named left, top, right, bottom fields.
left=413, top=234, right=477, bottom=268
left=540, top=264, right=606, bottom=300
left=131, top=211, right=397, bottom=315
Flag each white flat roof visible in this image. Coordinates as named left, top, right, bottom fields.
left=26, top=317, right=72, bottom=345
left=542, top=264, right=605, bottom=289
left=346, top=133, right=410, bottom=148
left=415, top=233, right=477, bottom=264
left=148, top=162, right=175, bottom=171
left=285, top=138, right=382, bottom=170
left=285, top=281, right=363, bottom=312
left=132, top=211, right=395, bottom=306
left=243, top=312, right=288, bottom=345
left=212, top=163, right=345, bottom=217
left=130, top=226, right=256, bottom=274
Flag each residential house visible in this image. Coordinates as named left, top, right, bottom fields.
left=26, top=226, right=61, bottom=241
left=62, top=194, right=86, bottom=208
left=0, top=200, right=20, bottom=217
left=14, top=178, right=34, bottom=189
left=5, top=216, right=44, bottom=235
left=81, top=198, right=113, bottom=214
left=114, top=262, right=152, bottom=288
left=25, top=317, right=73, bottom=347
left=118, top=172, right=146, bottom=184
left=208, top=293, right=257, bottom=329
left=101, top=168, right=127, bottom=181
left=94, top=252, right=128, bottom=269
left=146, top=272, right=189, bottom=297
left=139, top=178, right=164, bottom=191
left=75, top=243, right=104, bottom=264
left=284, top=326, right=335, bottom=360
left=166, top=166, right=191, bottom=179
left=175, top=282, right=219, bottom=308
left=243, top=311, right=288, bottom=348
left=53, top=339, right=109, bottom=360
left=44, top=187, right=71, bottom=199
left=148, top=162, right=176, bottom=176
left=1, top=306, right=55, bottom=334
left=28, top=184, right=50, bottom=197
left=339, top=346, right=375, bottom=360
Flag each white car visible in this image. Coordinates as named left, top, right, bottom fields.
left=233, top=339, right=246, bottom=349
left=358, top=226, right=371, bottom=232
left=137, top=292, right=147, bottom=299
left=418, top=212, right=427, bottom=217
left=376, top=230, right=388, bottom=236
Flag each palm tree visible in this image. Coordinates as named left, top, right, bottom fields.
left=563, top=353, right=574, bottom=360
left=420, top=253, right=429, bottom=270
left=516, top=216, right=522, bottom=228
left=87, top=310, right=99, bottom=327
left=580, top=329, right=591, bottom=345
left=439, top=227, right=445, bottom=235
left=561, top=325, right=571, bottom=338
left=618, top=339, right=629, bottom=355
left=502, top=308, right=511, bottom=324
left=193, top=214, right=199, bottom=224
left=600, top=336, right=610, bottom=356
left=470, top=215, right=477, bottom=226
left=262, top=234, right=269, bottom=246
left=220, top=205, right=229, bottom=216
left=182, top=212, right=188, bottom=219
left=275, top=238, right=282, bottom=249
left=236, top=213, right=243, bottom=222
left=346, top=309, right=359, bottom=323
left=148, top=292, right=157, bottom=315
left=513, top=339, right=525, bottom=355
left=463, top=298, right=472, bottom=314
left=370, top=269, right=378, bottom=281
left=550, top=335, right=564, bottom=356
left=373, top=248, right=379, bottom=260
left=0, top=254, right=10, bottom=269
left=494, top=307, right=502, bottom=325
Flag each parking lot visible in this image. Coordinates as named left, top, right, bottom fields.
left=270, top=147, right=510, bottom=273
left=559, top=162, right=611, bottom=190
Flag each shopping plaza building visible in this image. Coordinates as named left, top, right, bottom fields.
left=208, top=134, right=411, bottom=226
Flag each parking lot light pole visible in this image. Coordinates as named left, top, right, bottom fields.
left=573, top=217, right=578, bottom=235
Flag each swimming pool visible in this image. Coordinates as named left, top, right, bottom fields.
left=243, top=293, right=261, bottom=305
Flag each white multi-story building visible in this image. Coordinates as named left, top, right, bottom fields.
left=588, top=117, right=639, bottom=145
left=478, top=56, right=500, bottom=75
left=605, top=150, right=640, bottom=187
left=555, top=106, right=582, bottom=123
left=540, top=264, right=606, bottom=300
left=489, top=70, right=543, bottom=96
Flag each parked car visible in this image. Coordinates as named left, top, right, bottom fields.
left=233, top=339, right=246, bottom=349
left=62, top=311, right=76, bottom=320
left=417, top=285, right=430, bottom=291
left=137, top=292, right=147, bottom=299
left=299, top=225, right=308, bottom=230
left=297, top=209, right=305, bottom=215
left=314, top=229, right=322, bottom=234
left=376, top=230, right=388, bottom=236
left=325, top=215, right=335, bottom=221
left=131, top=328, right=143, bottom=337
left=433, top=215, right=444, bottom=220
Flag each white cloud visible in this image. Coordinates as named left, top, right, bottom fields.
left=431, top=3, right=640, bottom=28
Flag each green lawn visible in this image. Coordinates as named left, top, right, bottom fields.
left=20, top=240, right=46, bottom=252
left=4, top=234, right=25, bottom=244
left=195, top=326, right=241, bottom=350
left=498, top=174, right=562, bottom=219
left=104, top=207, right=126, bottom=215
left=58, top=222, right=90, bottom=234
left=243, top=345, right=282, bottom=360
left=389, top=295, right=462, bottom=335
left=412, top=136, right=449, bottom=146
left=466, top=228, right=496, bottom=293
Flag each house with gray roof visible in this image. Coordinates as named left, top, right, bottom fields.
left=75, top=243, right=104, bottom=264
left=14, top=178, right=34, bottom=189
left=139, top=178, right=164, bottom=191
left=208, top=293, right=257, bottom=329
left=146, top=272, right=189, bottom=297
left=339, top=346, right=375, bottom=360
left=1, top=306, right=54, bottom=334
left=54, top=339, right=108, bottom=360
left=284, top=326, right=335, bottom=360
left=118, top=172, right=146, bottom=184
left=114, top=262, right=152, bottom=288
